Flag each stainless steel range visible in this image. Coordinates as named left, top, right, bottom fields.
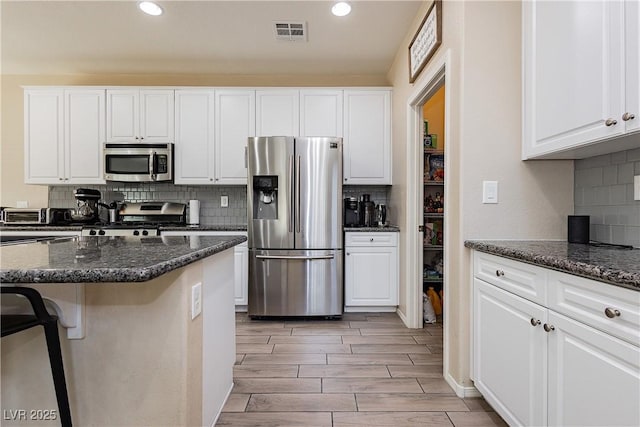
left=81, top=202, right=186, bottom=237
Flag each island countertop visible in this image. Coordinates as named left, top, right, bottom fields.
left=0, top=235, right=247, bottom=284
left=465, top=240, right=640, bottom=291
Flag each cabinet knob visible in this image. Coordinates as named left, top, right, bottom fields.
left=543, top=323, right=555, bottom=332
left=140, top=137, right=144, bottom=140
left=622, top=112, right=635, bottom=121
left=59, top=177, right=63, bottom=181
left=347, top=252, right=350, bottom=256
left=530, top=318, right=541, bottom=327
left=604, top=307, right=621, bottom=318
left=135, top=136, right=139, bottom=140
left=370, top=238, right=374, bottom=242
left=209, top=178, right=213, bottom=181
left=495, top=269, right=505, bottom=277
left=605, top=118, right=618, bottom=126
left=344, top=178, right=348, bottom=181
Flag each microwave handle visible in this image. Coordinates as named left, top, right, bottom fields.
left=150, top=151, right=156, bottom=180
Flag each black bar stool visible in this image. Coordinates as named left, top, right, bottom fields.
left=1, top=287, right=73, bottom=427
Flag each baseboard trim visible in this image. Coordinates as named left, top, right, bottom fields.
left=208, top=382, right=234, bottom=427
left=445, top=372, right=481, bottom=398
left=344, top=306, right=397, bottom=313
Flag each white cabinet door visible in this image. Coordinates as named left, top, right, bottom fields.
left=345, top=245, right=398, bottom=306
left=215, top=90, right=255, bottom=185
left=547, top=311, right=640, bottom=427
left=140, top=90, right=174, bottom=142
left=234, top=242, right=249, bottom=306
left=473, top=279, right=547, bottom=427
left=343, top=90, right=391, bottom=184
left=106, top=89, right=139, bottom=142
left=522, top=1, right=626, bottom=158
left=65, top=89, right=105, bottom=184
left=106, top=89, right=174, bottom=142
left=256, top=90, right=299, bottom=136
left=300, top=90, right=343, bottom=137
left=24, top=90, right=65, bottom=184
left=174, top=90, right=215, bottom=184
left=624, top=0, right=640, bottom=133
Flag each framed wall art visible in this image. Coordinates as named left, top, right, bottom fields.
left=409, top=0, right=442, bottom=83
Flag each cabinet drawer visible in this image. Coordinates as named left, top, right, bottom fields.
left=548, top=271, right=640, bottom=346
left=474, top=252, right=547, bottom=305
left=345, top=232, right=398, bottom=247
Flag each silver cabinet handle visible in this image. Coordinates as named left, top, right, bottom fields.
left=622, top=112, right=635, bottom=121
left=530, top=318, right=541, bottom=327
left=543, top=324, right=555, bottom=332
left=605, top=118, right=618, bottom=126
left=604, top=307, right=621, bottom=318
left=495, top=270, right=505, bottom=277
left=244, top=146, right=248, bottom=168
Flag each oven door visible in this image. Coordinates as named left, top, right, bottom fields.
left=104, top=143, right=173, bottom=182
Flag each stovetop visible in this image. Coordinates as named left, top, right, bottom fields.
left=80, top=221, right=186, bottom=236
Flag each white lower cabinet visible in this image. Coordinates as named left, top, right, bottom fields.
left=473, top=251, right=640, bottom=427
left=160, top=231, right=248, bottom=310
left=344, top=232, right=398, bottom=310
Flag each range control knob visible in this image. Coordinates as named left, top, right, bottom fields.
left=133, top=230, right=140, bottom=236
left=142, top=230, right=149, bottom=236
left=98, top=230, right=106, bottom=236
left=89, top=230, right=97, bottom=236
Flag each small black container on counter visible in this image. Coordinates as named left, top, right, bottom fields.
left=568, top=215, right=590, bottom=244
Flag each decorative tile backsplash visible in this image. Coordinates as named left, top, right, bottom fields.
left=49, top=184, right=390, bottom=226
left=574, top=148, right=640, bottom=247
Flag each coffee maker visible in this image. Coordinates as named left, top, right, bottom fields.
left=343, top=197, right=359, bottom=227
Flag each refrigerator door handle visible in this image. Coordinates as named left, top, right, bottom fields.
left=289, top=154, right=294, bottom=233
left=256, top=254, right=335, bottom=260
left=296, top=155, right=301, bottom=233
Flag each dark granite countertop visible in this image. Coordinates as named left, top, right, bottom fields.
left=159, top=225, right=247, bottom=232
left=0, top=226, right=83, bottom=232
left=465, top=240, right=640, bottom=291
left=344, top=226, right=400, bottom=232
left=0, top=235, right=247, bottom=284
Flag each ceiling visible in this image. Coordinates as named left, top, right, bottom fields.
left=1, top=1, right=423, bottom=76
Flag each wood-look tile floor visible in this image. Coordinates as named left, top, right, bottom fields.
left=217, top=312, right=507, bottom=427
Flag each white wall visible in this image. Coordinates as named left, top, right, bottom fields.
left=387, top=0, right=574, bottom=391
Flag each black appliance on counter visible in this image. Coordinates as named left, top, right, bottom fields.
left=359, top=194, right=376, bottom=227
left=344, top=197, right=360, bottom=227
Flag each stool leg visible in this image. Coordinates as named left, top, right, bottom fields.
left=42, top=321, right=73, bottom=427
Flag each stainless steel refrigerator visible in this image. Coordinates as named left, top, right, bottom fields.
left=247, top=136, right=343, bottom=317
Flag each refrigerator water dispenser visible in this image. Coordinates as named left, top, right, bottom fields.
left=253, top=175, right=278, bottom=220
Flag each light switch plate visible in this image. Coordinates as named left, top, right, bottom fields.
left=634, top=175, right=640, bottom=201
left=16, top=201, right=29, bottom=208
left=220, top=195, right=229, bottom=208
left=191, top=283, right=202, bottom=320
left=482, top=181, right=498, bottom=204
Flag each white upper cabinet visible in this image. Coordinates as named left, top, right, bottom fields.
left=215, top=90, right=255, bottom=185
left=343, top=89, right=392, bottom=184
left=523, top=1, right=639, bottom=159
left=106, top=89, right=174, bottom=143
left=299, top=90, right=343, bottom=137
left=174, top=90, right=215, bottom=185
left=65, top=90, right=106, bottom=184
left=24, top=88, right=105, bottom=185
left=24, top=89, right=65, bottom=184
left=256, top=90, right=299, bottom=136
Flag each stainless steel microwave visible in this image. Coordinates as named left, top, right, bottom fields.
left=104, top=143, right=173, bottom=182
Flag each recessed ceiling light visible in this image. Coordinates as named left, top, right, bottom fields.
left=331, top=2, right=351, bottom=17
left=139, top=1, right=163, bottom=16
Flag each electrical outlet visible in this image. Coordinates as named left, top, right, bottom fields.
left=16, top=201, right=29, bottom=208
left=634, top=176, right=640, bottom=201
left=482, top=181, right=498, bottom=204
left=220, top=195, right=229, bottom=208
left=191, top=283, right=202, bottom=320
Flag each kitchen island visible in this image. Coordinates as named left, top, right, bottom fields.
left=1, top=235, right=246, bottom=427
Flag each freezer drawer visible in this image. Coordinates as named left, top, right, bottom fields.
left=248, top=249, right=343, bottom=317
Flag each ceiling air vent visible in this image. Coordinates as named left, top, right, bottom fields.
left=273, top=21, right=307, bottom=42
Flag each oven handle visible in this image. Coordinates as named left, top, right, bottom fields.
left=256, top=254, right=335, bottom=261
